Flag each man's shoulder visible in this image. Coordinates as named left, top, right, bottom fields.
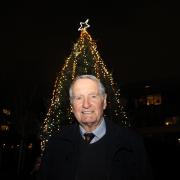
left=47, top=122, right=78, bottom=144
left=107, top=119, right=143, bottom=143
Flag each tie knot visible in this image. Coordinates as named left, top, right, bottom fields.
left=84, top=133, right=95, bottom=143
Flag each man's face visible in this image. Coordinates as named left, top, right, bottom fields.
left=71, top=78, right=107, bottom=131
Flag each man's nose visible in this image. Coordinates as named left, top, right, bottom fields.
left=82, top=97, right=91, bottom=108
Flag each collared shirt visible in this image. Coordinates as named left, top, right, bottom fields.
left=79, top=118, right=106, bottom=144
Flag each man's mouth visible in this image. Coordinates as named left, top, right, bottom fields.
left=82, top=111, right=93, bottom=114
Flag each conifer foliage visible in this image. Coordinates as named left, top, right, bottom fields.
left=40, top=19, right=130, bottom=153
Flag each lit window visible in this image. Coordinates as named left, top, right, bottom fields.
left=0, top=125, right=9, bottom=131
left=2, top=108, right=11, bottom=115
left=164, top=116, right=178, bottom=126
left=28, top=143, right=33, bottom=149
left=146, top=94, right=162, bottom=105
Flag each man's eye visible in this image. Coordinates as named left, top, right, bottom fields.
left=91, top=95, right=97, bottom=98
left=75, top=96, right=82, bottom=100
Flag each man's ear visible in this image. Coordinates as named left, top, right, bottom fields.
left=103, top=94, right=107, bottom=110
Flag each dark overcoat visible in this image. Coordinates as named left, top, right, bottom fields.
left=38, top=119, right=153, bottom=180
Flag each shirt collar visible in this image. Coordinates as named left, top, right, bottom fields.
left=79, top=118, right=106, bottom=140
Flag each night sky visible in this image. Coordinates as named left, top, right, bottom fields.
left=0, top=1, right=179, bottom=102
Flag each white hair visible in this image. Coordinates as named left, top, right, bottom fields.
left=69, top=75, right=106, bottom=103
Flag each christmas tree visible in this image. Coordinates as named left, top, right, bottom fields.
left=40, top=19, right=130, bottom=153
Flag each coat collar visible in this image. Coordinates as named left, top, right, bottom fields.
left=57, top=119, right=134, bottom=180
left=59, top=118, right=132, bottom=152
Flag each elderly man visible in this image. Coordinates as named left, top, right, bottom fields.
left=38, top=74, right=153, bottom=180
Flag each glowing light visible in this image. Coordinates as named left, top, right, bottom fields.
left=40, top=20, right=129, bottom=153
left=78, top=19, right=90, bottom=31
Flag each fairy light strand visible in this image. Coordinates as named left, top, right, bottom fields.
left=40, top=20, right=130, bottom=154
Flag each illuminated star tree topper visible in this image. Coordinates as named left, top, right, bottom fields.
left=78, top=19, right=90, bottom=31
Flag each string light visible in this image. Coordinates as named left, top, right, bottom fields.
left=40, top=20, right=130, bottom=154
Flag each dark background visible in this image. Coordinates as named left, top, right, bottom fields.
left=0, top=1, right=180, bottom=179
left=0, top=1, right=179, bottom=100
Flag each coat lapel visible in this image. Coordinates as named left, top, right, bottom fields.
left=58, top=123, right=81, bottom=179
left=105, top=119, right=133, bottom=179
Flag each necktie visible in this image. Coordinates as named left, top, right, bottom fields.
left=84, top=133, right=95, bottom=143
